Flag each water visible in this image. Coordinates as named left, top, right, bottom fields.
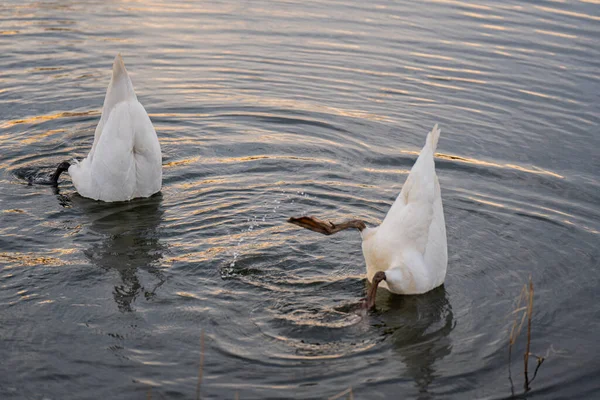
left=1, top=1, right=599, bottom=398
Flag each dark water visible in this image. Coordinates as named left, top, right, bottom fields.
left=1, top=1, right=599, bottom=399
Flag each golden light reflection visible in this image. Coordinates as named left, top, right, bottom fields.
left=481, top=24, right=512, bottom=31
left=401, top=150, right=564, bottom=178
left=535, top=29, right=577, bottom=39
left=534, top=5, right=600, bottom=21
left=285, top=273, right=365, bottom=286
left=165, top=232, right=289, bottom=264
left=3, top=209, right=25, bottom=214
left=455, top=41, right=484, bottom=48
left=0, top=252, right=65, bottom=268
left=424, top=0, right=491, bottom=11
left=426, top=75, right=487, bottom=84
left=292, top=179, right=379, bottom=191
left=461, top=12, right=504, bottom=20
left=217, top=155, right=338, bottom=165
left=410, top=52, right=455, bottom=61
left=362, top=167, right=411, bottom=175
left=178, top=178, right=228, bottom=189
left=175, top=291, right=201, bottom=299
left=155, top=94, right=395, bottom=123
left=517, top=89, right=579, bottom=104
left=467, top=196, right=505, bottom=209
left=273, top=311, right=363, bottom=330
left=102, top=37, right=134, bottom=43
left=403, top=66, right=426, bottom=72
left=1, top=110, right=99, bottom=129
left=497, top=4, right=523, bottom=10
left=21, top=128, right=66, bottom=144
left=163, top=156, right=202, bottom=168
left=446, top=105, right=484, bottom=114
left=309, top=41, right=361, bottom=50
left=493, top=50, right=513, bottom=57
left=464, top=195, right=597, bottom=234
left=167, top=155, right=340, bottom=173
left=32, top=66, right=63, bottom=72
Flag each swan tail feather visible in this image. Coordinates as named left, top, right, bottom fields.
left=426, top=124, right=441, bottom=153
left=106, top=54, right=137, bottom=105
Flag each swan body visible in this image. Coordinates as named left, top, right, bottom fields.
left=67, top=54, right=162, bottom=202
left=361, top=125, right=447, bottom=295
left=288, top=124, right=447, bottom=308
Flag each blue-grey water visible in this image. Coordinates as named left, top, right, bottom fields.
left=1, top=1, right=599, bottom=399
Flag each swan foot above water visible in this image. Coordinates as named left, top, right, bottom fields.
left=287, top=216, right=366, bottom=235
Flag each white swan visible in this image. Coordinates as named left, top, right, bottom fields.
left=52, top=54, right=162, bottom=202
left=288, top=125, right=447, bottom=309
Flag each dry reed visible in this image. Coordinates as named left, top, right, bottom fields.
left=508, top=276, right=545, bottom=393
left=328, top=386, right=354, bottom=400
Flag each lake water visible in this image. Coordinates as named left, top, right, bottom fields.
left=1, top=1, right=599, bottom=399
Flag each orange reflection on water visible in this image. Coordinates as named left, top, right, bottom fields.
left=21, top=128, right=66, bottom=145
left=164, top=156, right=202, bottom=168
left=460, top=11, right=504, bottom=20
left=535, top=29, right=577, bottom=39
left=481, top=24, right=512, bottom=31
left=464, top=195, right=598, bottom=234
left=0, top=252, right=65, bottom=268
left=426, top=75, right=487, bottom=84
left=362, top=167, right=411, bottom=175
left=428, top=65, right=486, bottom=75
left=2, top=209, right=25, bottom=214
left=517, top=89, right=579, bottom=105
left=424, top=0, right=491, bottom=11
left=1, top=110, right=99, bottom=129
left=401, top=150, right=564, bottom=178
left=534, top=5, right=600, bottom=22
left=410, top=52, right=455, bottom=62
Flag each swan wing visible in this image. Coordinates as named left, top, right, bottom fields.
left=131, top=101, right=162, bottom=198
left=380, top=125, right=441, bottom=254
left=87, top=101, right=137, bottom=201
left=424, top=174, right=447, bottom=286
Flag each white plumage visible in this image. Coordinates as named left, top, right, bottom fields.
left=288, top=125, right=448, bottom=306
left=67, top=54, right=162, bottom=202
left=362, top=124, right=447, bottom=294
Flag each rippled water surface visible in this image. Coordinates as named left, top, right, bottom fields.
left=1, top=1, right=599, bottom=399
